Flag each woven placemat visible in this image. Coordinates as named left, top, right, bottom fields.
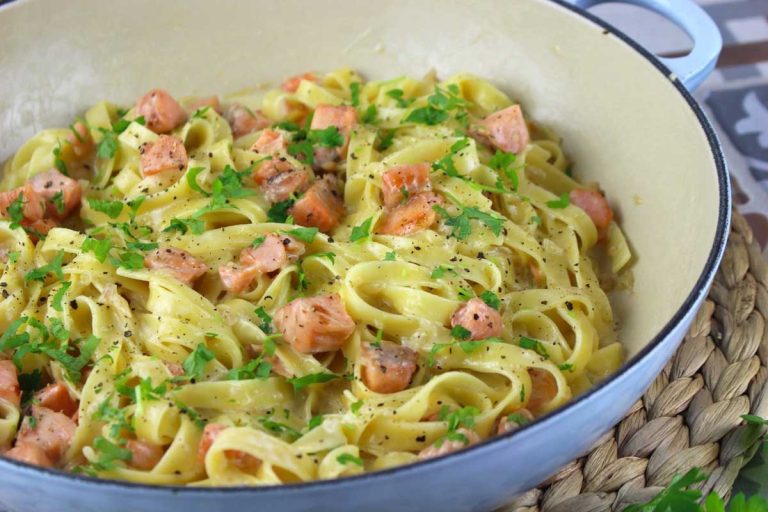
left=503, top=210, right=768, bottom=512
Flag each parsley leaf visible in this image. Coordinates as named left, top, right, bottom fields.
left=51, top=281, right=72, bottom=312
left=109, top=250, right=144, bottom=270
left=288, top=372, right=338, bottom=391
left=376, top=129, right=397, bottom=151
left=360, top=105, right=378, bottom=124
left=258, top=417, right=302, bottom=441
left=267, top=199, right=295, bottom=223
left=308, top=127, right=343, bottom=148
left=227, top=358, right=272, bottom=381
left=479, top=290, right=501, bottom=310
left=433, top=205, right=505, bottom=240
left=88, top=198, right=124, bottom=219
left=450, top=325, right=472, bottom=340
left=96, top=130, right=118, bottom=160
left=282, top=227, right=318, bottom=244
left=546, top=193, right=570, bottom=209
left=431, top=265, right=457, bottom=279
left=51, top=191, right=65, bottom=215
left=350, top=217, right=373, bottom=243
left=307, top=251, right=336, bottom=264
left=186, top=167, right=209, bottom=196
left=404, top=106, right=448, bottom=126
left=308, top=414, right=325, bottom=430
left=558, top=363, right=574, bottom=372
left=489, top=150, right=519, bottom=191
left=385, top=89, right=412, bottom=108
left=6, top=192, right=25, bottom=230
left=192, top=106, right=211, bottom=119
left=254, top=307, right=273, bottom=334
left=81, top=237, right=112, bottom=263
left=336, top=453, right=364, bottom=467
left=350, top=400, right=364, bottom=415
left=25, top=251, right=65, bottom=282
left=181, top=344, right=215, bottom=381
left=287, top=140, right=315, bottom=165
left=383, top=251, right=396, bottom=261
left=163, top=218, right=205, bottom=235
left=349, top=82, right=361, bottom=107
left=53, top=143, right=69, bottom=176
left=85, top=436, right=133, bottom=473
left=519, top=336, right=549, bottom=358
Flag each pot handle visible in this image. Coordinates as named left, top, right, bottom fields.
left=565, top=0, right=722, bottom=91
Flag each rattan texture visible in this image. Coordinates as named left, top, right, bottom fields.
left=502, top=210, right=768, bottom=512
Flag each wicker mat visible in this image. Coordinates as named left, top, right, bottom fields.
left=503, top=210, right=768, bottom=512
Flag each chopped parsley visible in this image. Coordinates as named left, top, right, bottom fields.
left=254, top=307, right=273, bottom=334
left=258, top=417, right=302, bottom=441
left=383, top=251, right=396, bottom=261
left=350, top=400, right=364, bottom=415
left=307, top=251, right=336, bottom=264
left=385, top=89, right=412, bottom=108
left=360, top=105, right=378, bottom=124
left=433, top=204, right=505, bottom=240
left=488, top=150, right=519, bottom=191
left=186, top=167, right=208, bottom=196
left=546, top=193, right=571, bottom=209
left=24, top=251, right=65, bottom=282
left=450, top=325, right=472, bottom=340
left=181, top=343, right=215, bottom=381
left=288, top=140, right=314, bottom=166
left=507, top=412, right=531, bottom=426
left=350, top=217, right=373, bottom=243
left=403, top=85, right=466, bottom=126
left=80, top=436, right=132, bottom=474
left=519, top=336, right=549, bottom=358
left=349, top=82, right=361, bottom=107
left=558, top=363, right=574, bottom=372
left=431, top=265, right=457, bottom=279
left=108, top=250, right=144, bottom=270
left=51, top=191, right=66, bottom=215
left=88, top=198, right=124, bottom=219
left=227, top=357, right=272, bottom=381
left=282, top=226, right=318, bottom=244
left=81, top=237, right=112, bottom=263
left=479, top=290, right=501, bottom=310
left=7, top=251, right=20, bottom=264
left=267, top=199, right=295, bottom=223
left=288, top=372, right=338, bottom=392
left=433, top=405, right=479, bottom=446
left=6, top=193, right=25, bottom=230
left=376, top=129, right=397, bottom=151
left=308, top=414, right=325, bottom=430
left=163, top=217, right=205, bottom=235
left=251, top=236, right=266, bottom=248
left=96, top=130, right=118, bottom=160
left=191, top=106, right=211, bottom=119
left=371, top=328, right=383, bottom=348
left=336, top=453, right=364, bottom=467
left=52, top=142, right=69, bottom=176
left=308, top=126, right=343, bottom=148
left=457, top=287, right=474, bottom=300
left=427, top=336, right=503, bottom=367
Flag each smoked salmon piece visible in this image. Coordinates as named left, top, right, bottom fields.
left=376, top=192, right=442, bottom=236
left=0, top=360, right=20, bottom=407
left=219, top=235, right=305, bottom=294
left=29, top=169, right=82, bottom=219
left=126, top=439, right=164, bottom=470
left=472, top=104, right=529, bottom=154
left=381, top=163, right=431, bottom=209
left=34, top=383, right=78, bottom=417
left=139, top=135, right=188, bottom=176
left=250, top=129, right=289, bottom=155
left=450, top=298, right=503, bottom=341
left=225, top=104, right=271, bottom=139
left=252, top=158, right=311, bottom=203
left=65, top=121, right=95, bottom=159
left=496, top=408, right=534, bottom=435
left=310, top=104, right=357, bottom=171
left=418, top=428, right=480, bottom=460
left=145, top=247, right=208, bottom=286
left=197, top=423, right=261, bottom=471
left=0, top=185, right=46, bottom=223
left=273, top=293, right=356, bottom=354
left=5, top=443, right=53, bottom=467
left=526, top=368, right=558, bottom=414
left=281, top=72, right=318, bottom=93
left=16, top=406, right=76, bottom=464
left=135, top=89, right=187, bottom=134
left=569, top=188, right=614, bottom=242
left=360, top=341, right=419, bottom=394
left=290, top=177, right=345, bottom=233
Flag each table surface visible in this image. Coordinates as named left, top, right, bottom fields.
left=594, top=0, right=768, bottom=499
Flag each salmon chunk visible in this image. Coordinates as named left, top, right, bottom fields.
left=140, top=135, right=188, bottom=176
left=197, top=423, right=261, bottom=471
left=126, top=439, right=164, bottom=470
left=34, top=383, right=78, bottom=417
left=450, top=297, right=503, bottom=340
left=253, top=158, right=311, bottom=203
left=219, top=235, right=305, bottom=294
left=310, top=104, right=357, bottom=171
left=145, top=247, right=208, bottom=286
left=65, top=121, right=95, bottom=159
left=135, top=89, right=188, bottom=134
left=569, top=188, right=614, bottom=241
left=5, top=442, right=53, bottom=467
left=281, top=72, right=318, bottom=93
left=377, top=192, right=442, bottom=236
left=0, top=360, right=20, bottom=407
left=226, top=104, right=271, bottom=139
left=16, top=406, right=76, bottom=464
left=526, top=368, right=558, bottom=414
left=381, top=163, right=431, bottom=209
left=418, top=428, right=480, bottom=460
left=250, top=129, right=289, bottom=155
left=29, top=169, right=82, bottom=219
left=496, top=408, right=534, bottom=435
left=360, top=341, right=419, bottom=394
left=290, top=177, right=345, bottom=233
left=473, top=105, right=529, bottom=154
left=0, top=185, right=45, bottom=223
left=274, top=294, right=356, bottom=353
left=188, top=96, right=222, bottom=115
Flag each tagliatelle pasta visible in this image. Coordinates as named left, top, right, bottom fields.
left=0, top=69, right=631, bottom=485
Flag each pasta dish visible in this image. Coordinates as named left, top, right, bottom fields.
left=0, top=69, right=630, bottom=485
